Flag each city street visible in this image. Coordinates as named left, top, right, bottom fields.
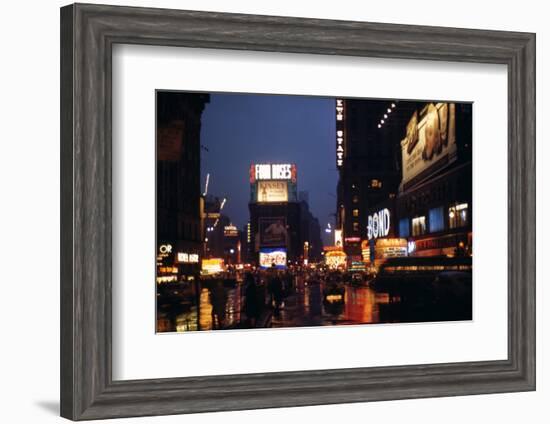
left=156, top=270, right=471, bottom=333
left=155, top=92, right=474, bottom=332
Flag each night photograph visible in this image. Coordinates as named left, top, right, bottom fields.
left=155, top=91, right=473, bottom=333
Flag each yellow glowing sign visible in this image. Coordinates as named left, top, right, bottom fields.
left=224, top=225, right=239, bottom=237
left=201, top=258, right=224, bottom=274
left=376, top=238, right=408, bottom=259
left=177, top=252, right=200, bottom=263
left=257, top=180, right=288, bottom=203
left=325, top=250, right=347, bottom=269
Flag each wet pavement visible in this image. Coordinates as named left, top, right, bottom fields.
left=156, top=274, right=421, bottom=333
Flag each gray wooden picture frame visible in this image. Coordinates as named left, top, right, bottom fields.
left=60, top=3, right=536, bottom=421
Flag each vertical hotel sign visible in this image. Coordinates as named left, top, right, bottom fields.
left=336, top=99, right=345, bottom=168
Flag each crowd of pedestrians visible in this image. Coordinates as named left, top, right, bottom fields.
left=243, top=265, right=294, bottom=327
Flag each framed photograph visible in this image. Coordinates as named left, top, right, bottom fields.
left=60, top=3, right=535, bottom=420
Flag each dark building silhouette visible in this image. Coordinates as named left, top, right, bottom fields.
left=202, top=195, right=224, bottom=259
left=249, top=202, right=302, bottom=265
left=247, top=167, right=323, bottom=267
left=299, top=191, right=323, bottom=263
left=248, top=163, right=301, bottom=266
left=335, top=98, right=417, bottom=258
left=240, top=222, right=251, bottom=264
left=156, top=92, right=210, bottom=281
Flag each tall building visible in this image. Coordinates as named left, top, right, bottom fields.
left=156, top=92, right=210, bottom=282
left=248, top=163, right=301, bottom=268
left=240, top=222, right=252, bottom=264
left=299, top=192, right=323, bottom=263
left=335, top=98, right=418, bottom=258
left=334, top=97, right=472, bottom=265
left=202, top=195, right=224, bottom=258
left=222, top=222, right=241, bottom=265
left=394, top=102, right=472, bottom=258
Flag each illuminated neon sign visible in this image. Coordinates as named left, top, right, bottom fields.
left=367, top=208, right=391, bottom=240
left=250, top=164, right=297, bottom=182
left=336, top=99, right=345, bottom=168
left=177, top=252, right=200, bottom=263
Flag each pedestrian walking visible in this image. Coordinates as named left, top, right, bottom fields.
left=210, top=279, right=227, bottom=329
left=244, top=273, right=260, bottom=327
left=268, top=265, right=284, bottom=315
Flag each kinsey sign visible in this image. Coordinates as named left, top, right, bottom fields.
left=257, top=180, right=288, bottom=203
left=367, top=208, right=391, bottom=240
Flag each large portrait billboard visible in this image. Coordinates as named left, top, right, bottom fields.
left=258, top=217, right=287, bottom=247
left=401, top=103, right=456, bottom=187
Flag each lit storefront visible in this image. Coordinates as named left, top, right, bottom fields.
left=396, top=162, right=472, bottom=257
left=156, top=241, right=201, bottom=283
left=362, top=202, right=408, bottom=267
left=201, top=258, right=224, bottom=275
left=156, top=92, right=209, bottom=285
left=325, top=250, right=347, bottom=269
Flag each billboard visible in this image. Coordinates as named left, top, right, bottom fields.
left=250, top=163, right=297, bottom=182
left=201, top=258, right=224, bottom=274
left=334, top=229, right=343, bottom=247
left=335, top=99, right=345, bottom=168
left=259, top=248, right=287, bottom=269
left=258, top=217, right=287, bottom=247
left=401, top=103, right=456, bottom=186
left=367, top=208, right=391, bottom=240
left=257, top=180, right=288, bottom=203
left=375, top=238, right=408, bottom=259
left=223, top=225, right=239, bottom=237
left=325, top=250, right=346, bottom=269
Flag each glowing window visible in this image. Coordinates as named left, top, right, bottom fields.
left=412, top=216, right=426, bottom=236
left=449, top=203, right=469, bottom=229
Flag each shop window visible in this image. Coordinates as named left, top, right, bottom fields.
left=352, top=222, right=359, bottom=232
left=449, top=203, right=469, bottom=229
left=412, top=216, right=426, bottom=236
left=352, top=209, right=359, bottom=217
left=399, top=218, right=410, bottom=238
left=429, top=206, right=444, bottom=233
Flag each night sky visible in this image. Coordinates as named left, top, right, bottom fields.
left=199, top=93, right=337, bottom=245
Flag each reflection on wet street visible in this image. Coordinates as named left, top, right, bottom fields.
left=156, top=272, right=466, bottom=333
left=270, top=278, right=388, bottom=328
